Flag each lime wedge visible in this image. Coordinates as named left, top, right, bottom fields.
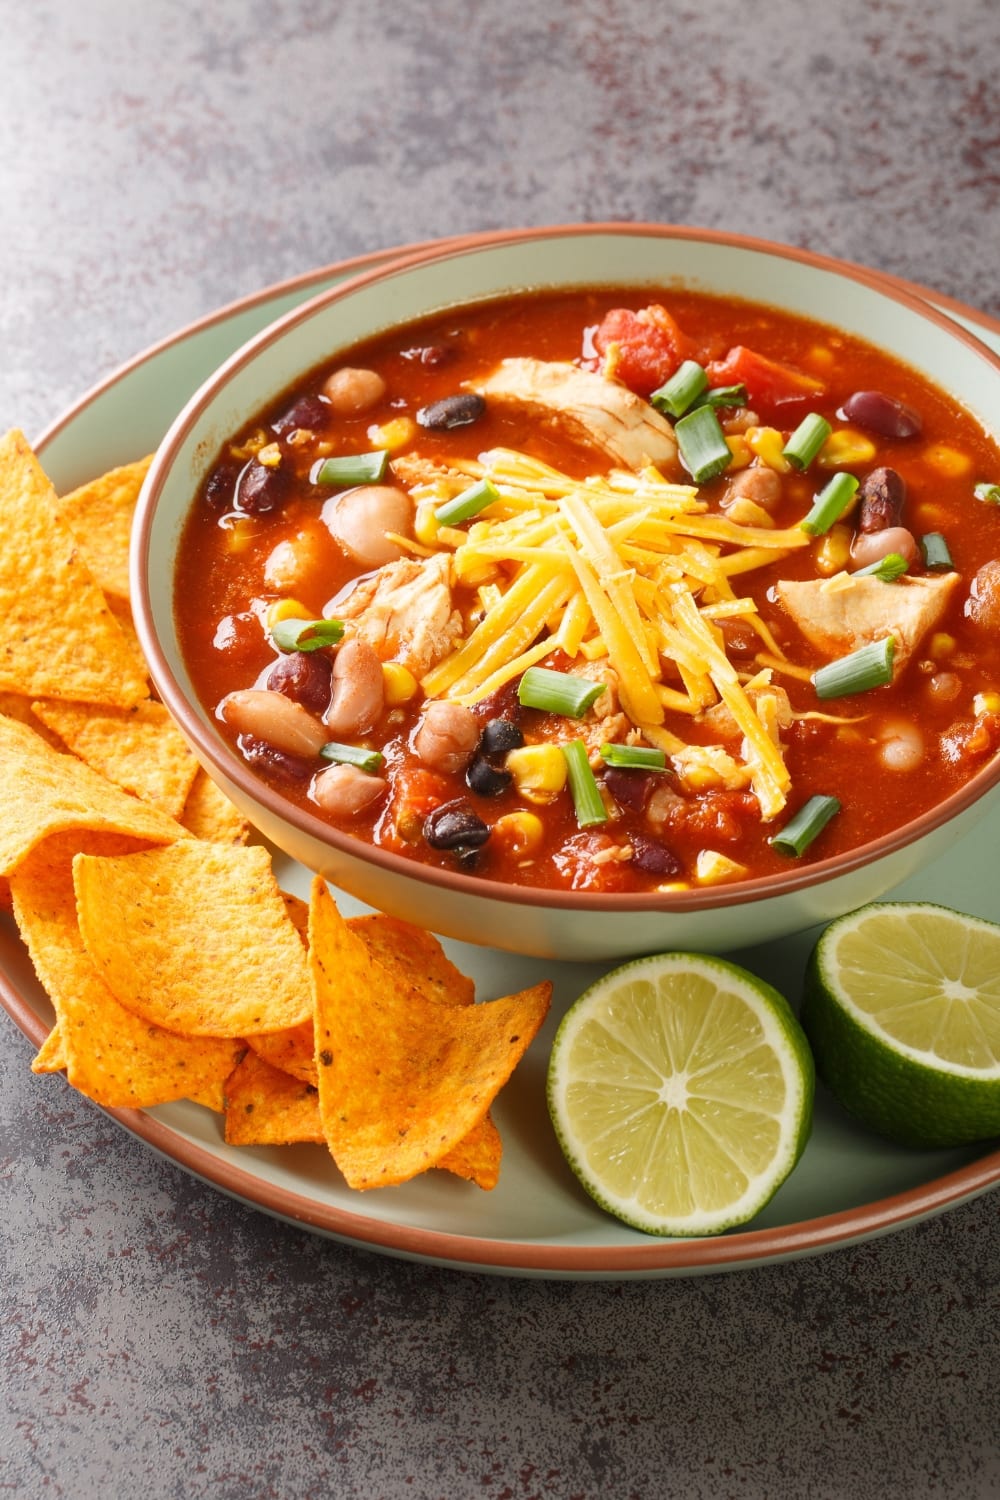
left=801, top=902, right=1000, bottom=1147
left=546, top=953, right=814, bottom=1237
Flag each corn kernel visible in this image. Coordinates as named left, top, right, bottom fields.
left=380, top=662, right=418, bottom=705
left=817, top=429, right=877, bottom=469
left=924, top=443, right=972, bottom=477
left=804, top=344, right=836, bottom=372
left=367, top=416, right=416, bottom=453
left=228, top=428, right=270, bottom=460
left=506, top=744, right=568, bottom=804
left=974, top=691, right=1000, bottom=716
left=256, top=442, right=283, bottom=469
left=266, top=597, right=312, bottom=630
left=222, top=516, right=258, bottom=555
left=492, top=810, right=544, bottom=857
left=694, top=850, right=748, bottom=884
left=745, top=427, right=792, bottom=474
left=814, top=523, right=852, bottom=576
left=724, top=496, right=775, bottom=529
left=929, top=632, right=956, bottom=659
left=414, top=501, right=441, bottom=548
left=725, top=435, right=752, bottom=469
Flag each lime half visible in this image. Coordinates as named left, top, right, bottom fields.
left=547, top=953, right=814, bottom=1237
left=801, top=902, right=1000, bottom=1148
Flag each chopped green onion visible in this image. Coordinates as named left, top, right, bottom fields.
left=314, top=450, right=388, bottom=486
left=434, top=477, right=500, bottom=526
left=562, top=740, right=608, bottom=827
left=599, top=742, right=667, bottom=771
left=769, top=795, right=841, bottom=857
left=319, top=742, right=385, bottom=773
left=674, top=404, right=733, bottom=484
left=782, top=412, right=832, bottom=472
left=650, top=360, right=708, bottom=419
left=517, top=666, right=605, bottom=718
left=921, top=532, right=954, bottom=571
left=691, top=382, right=748, bottom=411
left=799, top=472, right=860, bottom=536
left=271, top=617, right=345, bottom=652
left=974, top=481, right=1000, bottom=505
left=852, top=551, right=909, bottom=581
left=812, top=636, right=895, bottom=699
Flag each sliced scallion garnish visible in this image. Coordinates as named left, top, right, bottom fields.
left=852, top=552, right=909, bottom=581
left=921, top=532, right=954, bottom=571
left=434, top=477, right=500, bottom=526
left=812, top=636, right=895, bottom=699
left=650, top=360, right=708, bottom=419
left=674, top=404, right=733, bottom=484
left=974, top=481, right=1000, bottom=505
left=517, top=667, right=605, bottom=718
left=562, top=740, right=608, bottom=827
left=799, top=472, right=860, bottom=535
left=599, top=742, right=667, bottom=771
left=319, top=742, right=385, bottom=773
left=314, top=450, right=389, bottom=487
left=769, top=795, right=841, bottom=857
left=782, top=413, right=832, bottom=472
left=271, top=617, right=345, bottom=652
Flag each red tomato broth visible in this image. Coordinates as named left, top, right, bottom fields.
left=174, top=287, right=1000, bottom=894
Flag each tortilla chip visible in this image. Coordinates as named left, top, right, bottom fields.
left=58, top=454, right=152, bottom=605
left=11, top=833, right=242, bottom=1107
left=31, top=1024, right=67, bottom=1073
left=436, top=1114, right=503, bottom=1190
left=223, top=1050, right=324, bottom=1146
left=309, top=878, right=550, bottom=1190
left=31, top=698, right=200, bottom=819
left=74, top=841, right=312, bottom=1037
left=0, top=712, right=184, bottom=877
left=0, top=690, right=64, bottom=748
left=0, top=878, right=11, bottom=913
left=179, top=768, right=250, bottom=844
left=0, top=430, right=148, bottom=707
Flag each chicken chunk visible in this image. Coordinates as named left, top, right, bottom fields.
left=334, top=553, right=463, bottom=678
left=471, top=358, right=679, bottom=472
left=775, top=572, right=960, bottom=677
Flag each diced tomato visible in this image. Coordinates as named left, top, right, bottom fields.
left=706, top=346, right=825, bottom=408
left=591, top=305, right=698, bottom=397
left=386, top=765, right=452, bottom=844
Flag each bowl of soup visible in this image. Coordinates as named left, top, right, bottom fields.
left=132, top=225, right=1000, bottom=960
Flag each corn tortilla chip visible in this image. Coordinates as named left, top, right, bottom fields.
left=31, top=1025, right=67, bottom=1073
left=58, top=454, right=152, bottom=605
left=223, top=1050, right=324, bottom=1146
left=11, top=833, right=242, bottom=1108
left=0, top=430, right=148, bottom=707
left=435, top=1114, right=503, bottom=1190
left=74, top=841, right=312, bottom=1037
left=32, top=698, right=200, bottom=819
left=179, top=768, right=250, bottom=844
left=0, top=713, right=185, bottom=877
left=309, top=878, right=550, bottom=1190
left=0, top=690, right=64, bottom=748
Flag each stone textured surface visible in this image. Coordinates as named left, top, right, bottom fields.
left=2, top=1, right=1000, bottom=1496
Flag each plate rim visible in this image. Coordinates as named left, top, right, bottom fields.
left=6, top=224, right=999, bottom=1277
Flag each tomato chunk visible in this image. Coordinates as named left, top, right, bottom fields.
left=706, top=346, right=825, bottom=408
left=592, top=305, right=698, bottom=397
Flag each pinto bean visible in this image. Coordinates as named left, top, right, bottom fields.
left=219, top=689, right=328, bottom=757
left=322, top=484, right=412, bottom=567
left=876, top=718, right=925, bottom=772
left=849, top=526, right=920, bottom=572
left=324, top=637, right=385, bottom=738
left=321, top=367, right=386, bottom=415
left=965, top=559, right=1000, bottom=631
left=723, top=464, right=782, bottom=511
left=312, top=762, right=388, bottom=817
left=857, top=466, right=906, bottom=533
left=414, top=700, right=479, bottom=774
left=263, top=525, right=325, bottom=589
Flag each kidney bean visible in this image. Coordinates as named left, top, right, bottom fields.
left=416, top=393, right=486, bottom=430
left=423, top=800, right=491, bottom=850
left=272, top=394, right=330, bottom=435
left=219, top=688, right=328, bottom=757
left=466, top=756, right=512, bottom=797
left=239, top=734, right=316, bottom=785
left=204, top=463, right=240, bottom=510
left=840, top=390, right=922, bottom=439
left=266, top=650, right=333, bottom=716
left=602, top=767, right=657, bottom=813
left=629, top=833, right=683, bottom=877
left=312, top=762, right=387, bottom=817
left=857, top=466, right=906, bottom=533
left=477, top=717, right=525, bottom=760
left=235, top=460, right=287, bottom=515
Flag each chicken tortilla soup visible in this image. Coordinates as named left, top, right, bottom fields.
left=175, top=288, right=1000, bottom=894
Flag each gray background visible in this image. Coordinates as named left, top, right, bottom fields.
left=3, top=1, right=999, bottom=1496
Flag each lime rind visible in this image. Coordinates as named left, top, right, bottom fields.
left=547, top=952, right=814, bottom=1238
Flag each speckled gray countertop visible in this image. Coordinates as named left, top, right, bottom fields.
left=3, top=2, right=999, bottom=1496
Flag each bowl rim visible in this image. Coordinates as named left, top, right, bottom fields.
left=132, top=220, right=1000, bottom=916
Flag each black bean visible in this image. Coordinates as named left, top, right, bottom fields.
left=416, top=393, right=486, bottom=430
left=840, top=390, right=922, bottom=439
left=478, top=717, right=524, bottom=760
left=235, top=460, right=288, bottom=515
left=602, top=767, right=657, bottom=813
left=272, top=394, right=330, bottom=435
left=466, top=756, right=512, bottom=797
left=423, top=800, right=491, bottom=850
left=238, top=734, right=316, bottom=784
left=857, top=466, right=907, bottom=533
left=265, top=650, right=333, bottom=715
left=629, top=833, right=683, bottom=877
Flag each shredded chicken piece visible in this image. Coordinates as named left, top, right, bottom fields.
left=698, top=684, right=794, bottom=742
left=334, top=553, right=463, bottom=678
left=775, top=572, right=961, bottom=678
left=470, top=358, right=678, bottom=472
